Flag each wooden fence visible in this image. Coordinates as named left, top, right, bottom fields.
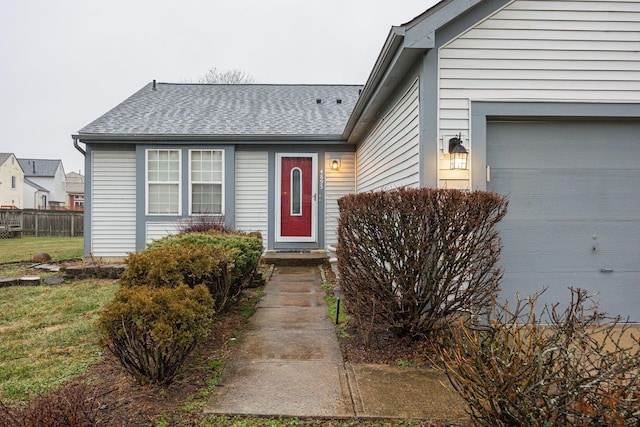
left=0, top=209, right=83, bottom=238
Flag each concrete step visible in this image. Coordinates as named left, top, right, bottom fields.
left=261, top=250, right=328, bottom=267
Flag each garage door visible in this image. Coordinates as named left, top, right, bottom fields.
left=487, top=120, right=640, bottom=321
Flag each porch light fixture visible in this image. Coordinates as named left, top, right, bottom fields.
left=448, top=134, right=468, bottom=170
left=331, top=159, right=340, bottom=170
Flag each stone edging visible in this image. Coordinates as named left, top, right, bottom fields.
left=0, top=264, right=127, bottom=288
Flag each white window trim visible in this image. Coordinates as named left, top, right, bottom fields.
left=188, top=149, right=225, bottom=216
left=145, top=149, right=182, bottom=216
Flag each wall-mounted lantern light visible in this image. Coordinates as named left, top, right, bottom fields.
left=331, top=159, right=340, bottom=170
left=448, top=134, right=468, bottom=170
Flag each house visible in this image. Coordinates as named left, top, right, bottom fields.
left=18, top=159, right=67, bottom=209
left=65, top=171, right=85, bottom=210
left=0, top=153, right=24, bottom=209
left=74, top=0, right=640, bottom=321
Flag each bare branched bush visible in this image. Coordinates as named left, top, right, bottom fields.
left=0, top=383, right=110, bottom=427
left=176, top=215, right=228, bottom=234
left=337, top=188, right=508, bottom=343
left=438, top=288, right=640, bottom=426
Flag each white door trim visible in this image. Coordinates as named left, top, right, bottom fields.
left=275, top=153, right=317, bottom=243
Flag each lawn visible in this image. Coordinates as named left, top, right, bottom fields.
left=0, top=236, right=83, bottom=263
left=0, top=280, right=118, bottom=402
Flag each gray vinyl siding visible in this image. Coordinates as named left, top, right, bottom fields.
left=325, top=152, right=355, bottom=247
left=145, top=221, right=180, bottom=244
left=235, top=151, right=269, bottom=249
left=438, top=0, right=640, bottom=189
left=91, top=150, right=136, bottom=257
left=356, top=79, right=420, bottom=193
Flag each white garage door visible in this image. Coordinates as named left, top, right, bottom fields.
left=487, top=120, right=640, bottom=321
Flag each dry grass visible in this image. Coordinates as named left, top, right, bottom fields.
left=0, top=280, right=118, bottom=402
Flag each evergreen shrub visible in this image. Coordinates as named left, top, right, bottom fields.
left=98, top=284, right=214, bottom=385
left=147, top=230, right=263, bottom=290
left=120, top=242, right=236, bottom=312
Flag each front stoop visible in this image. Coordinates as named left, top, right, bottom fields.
left=261, top=250, right=328, bottom=267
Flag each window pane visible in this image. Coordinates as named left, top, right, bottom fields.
left=148, top=153, right=159, bottom=180
left=189, top=150, right=223, bottom=215
left=149, top=183, right=179, bottom=214
left=212, top=151, right=223, bottom=181
left=148, top=150, right=180, bottom=183
left=291, top=168, right=301, bottom=215
left=191, top=151, right=202, bottom=181
left=192, top=184, right=222, bottom=214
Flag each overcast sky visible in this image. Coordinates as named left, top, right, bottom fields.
left=0, top=0, right=437, bottom=175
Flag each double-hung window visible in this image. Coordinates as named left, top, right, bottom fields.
left=147, top=149, right=181, bottom=215
left=190, top=150, right=224, bottom=215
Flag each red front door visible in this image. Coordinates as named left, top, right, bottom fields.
left=280, top=156, right=313, bottom=237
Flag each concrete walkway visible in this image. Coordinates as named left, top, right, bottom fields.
left=204, top=266, right=467, bottom=421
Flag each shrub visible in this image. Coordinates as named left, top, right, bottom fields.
left=176, top=215, right=228, bottom=233
left=438, top=288, right=640, bottom=426
left=0, top=383, right=109, bottom=427
left=98, top=284, right=214, bottom=385
left=337, top=188, right=508, bottom=343
left=120, top=242, right=236, bottom=312
left=147, top=230, right=263, bottom=290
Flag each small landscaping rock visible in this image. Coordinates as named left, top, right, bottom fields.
left=44, top=276, right=65, bottom=285
left=100, top=264, right=126, bottom=279
left=33, top=253, right=52, bottom=263
left=19, top=276, right=41, bottom=286
left=61, top=264, right=126, bottom=281
left=0, top=278, right=19, bottom=288
left=35, top=264, right=61, bottom=272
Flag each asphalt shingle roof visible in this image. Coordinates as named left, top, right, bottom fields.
left=0, top=153, right=11, bottom=166
left=18, top=159, right=62, bottom=177
left=79, top=83, right=363, bottom=137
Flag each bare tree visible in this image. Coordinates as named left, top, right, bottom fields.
left=187, top=67, right=256, bottom=84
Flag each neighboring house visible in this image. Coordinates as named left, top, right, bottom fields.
left=23, top=179, right=49, bottom=210
left=0, top=153, right=24, bottom=209
left=18, top=159, right=67, bottom=209
left=74, top=0, right=640, bottom=321
left=65, top=171, right=85, bottom=210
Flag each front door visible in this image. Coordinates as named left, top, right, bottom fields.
left=275, top=153, right=317, bottom=242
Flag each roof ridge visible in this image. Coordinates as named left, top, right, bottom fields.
left=155, top=82, right=363, bottom=87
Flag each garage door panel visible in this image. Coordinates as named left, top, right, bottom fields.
left=487, top=119, right=640, bottom=321
left=488, top=121, right=640, bottom=170
left=500, top=221, right=640, bottom=273
left=500, top=272, right=640, bottom=322
left=491, top=170, right=640, bottom=221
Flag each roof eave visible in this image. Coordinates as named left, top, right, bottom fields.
left=342, top=27, right=408, bottom=143
left=343, top=0, right=484, bottom=144
left=73, top=133, right=348, bottom=144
